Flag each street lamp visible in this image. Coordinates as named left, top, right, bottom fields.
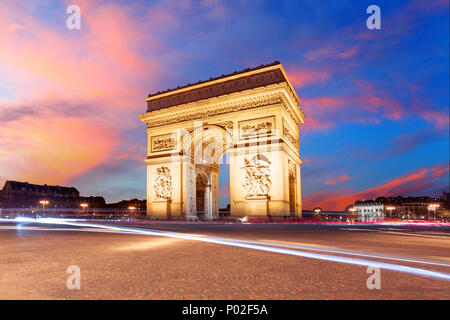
left=348, top=207, right=357, bottom=224
left=39, top=200, right=49, bottom=210
left=386, top=206, right=395, bottom=219
left=80, top=203, right=88, bottom=213
left=128, top=206, right=136, bottom=214
left=427, top=204, right=440, bottom=220
left=39, top=200, right=49, bottom=218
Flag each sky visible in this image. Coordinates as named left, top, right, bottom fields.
left=0, top=0, right=448, bottom=210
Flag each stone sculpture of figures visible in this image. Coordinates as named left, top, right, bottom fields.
left=154, top=166, right=172, bottom=199
left=242, top=154, right=271, bottom=197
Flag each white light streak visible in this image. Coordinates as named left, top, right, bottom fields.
left=1, top=217, right=449, bottom=282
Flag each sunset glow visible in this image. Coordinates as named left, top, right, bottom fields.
left=0, top=0, right=448, bottom=210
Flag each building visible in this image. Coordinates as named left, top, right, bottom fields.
left=351, top=195, right=444, bottom=220
left=0, top=180, right=105, bottom=209
left=353, top=200, right=385, bottom=222
left=377, top=196, right=443, bottom=219
left=105, top=198, right=146, bottom=211
left=441, top=190, right=450, bottom=209
left=140, top=61, right=304, bottom=220
left=79, top=196, right=107, bottom=209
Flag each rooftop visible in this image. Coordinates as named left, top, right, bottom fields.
left=147, top=61, right=282, bottom=98
left=144, top=61, right=301, bottom=113
left=3, top=180, right=79, bottom=194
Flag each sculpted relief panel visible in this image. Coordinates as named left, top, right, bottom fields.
left=145, top=95, right=286, bottom=128
left=238, top=116, right=275, bottom=140
left=283, top=121, right=299, bottom=147
left=151, top=133, right=176, bottom=152
left=154, top=167, right=172, bottom=199
left=242, top=154, right=272, bottom=198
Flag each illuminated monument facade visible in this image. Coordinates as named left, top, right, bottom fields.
left=140, top=62, right=305, bottom=220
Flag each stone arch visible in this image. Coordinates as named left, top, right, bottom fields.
left=288, top=160, right=297, bottom=216
left=195, top=169, right=212, bottom=219
left=183, top=124, right=233, bottom=165
left=141, top=62, right=304, bottom=220
left=179, top=125, right=233, bottom=220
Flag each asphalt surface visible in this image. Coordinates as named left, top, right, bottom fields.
left=0, top=220, right=449, bottom=299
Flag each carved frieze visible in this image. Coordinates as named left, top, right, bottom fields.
left=242, top=154, right=272, bottom=198
left=154, top=166, right=172, bottom=199
left=151, top=133, right=176, bottom=152
left=145, top=94, right=284, bottom=128
left=215, top=121, right=233, bottom=131
left=221, top=121, right=234, bottom=130
left=283, top=122, right=299, bottom=147
left=238, top=116, right=275, bottom=140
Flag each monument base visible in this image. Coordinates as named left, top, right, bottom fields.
left=150, top=199, right=171, bottom=218
left=244, top=196, right=269, bottom=216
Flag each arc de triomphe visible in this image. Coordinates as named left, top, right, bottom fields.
left=140, top=61, right=305, bottom=220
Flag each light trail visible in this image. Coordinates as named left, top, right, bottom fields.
left=0, top=225, right=137, bottom=235
left=376, top=230, right=450, bottom=239
left=222, top=238, right=450, bottom=268
left=5, top=223, right=448, bottom=268
left=2, top=217, right=450, bottom=282
left=11, top=219, right=448, bottom=267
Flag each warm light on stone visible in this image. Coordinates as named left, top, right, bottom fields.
left=140, top=62, right=305, bottom=220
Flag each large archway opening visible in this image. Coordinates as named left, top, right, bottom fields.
left=185, top=124, right=233, bottom=220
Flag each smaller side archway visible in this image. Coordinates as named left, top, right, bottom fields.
left=288, top=161, right=297, bottom=216
left=195, top=169, right=212, bottom=220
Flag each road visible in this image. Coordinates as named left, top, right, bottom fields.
left=0, top=219, right=449, bottom=299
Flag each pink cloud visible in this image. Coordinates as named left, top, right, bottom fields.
left=306, top=45, right=359, bottom=61
left=337, top=45, right=359, bottom=59
left=0, top=1, right=163, bottom=105
left=299, top=80, right=434, bottom=132
left=0, top=1, right=184, bottom=192
left=287, top=68, right=331, bottom=88
left=0, top=116, right=118, bottom=187
left=324, top=174, right=350, bottom=185
left=303, top=164, right=449, bottom=210
left=306, top=47, right=332, bottom=61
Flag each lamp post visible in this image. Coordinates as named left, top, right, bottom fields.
left=313, top=207, right=322, bottom=221
left=349, top=207, right=357, bottom=224
left=39, top=200, right=49, bottom=210
left=427, top=204, right=440, bottom=220
left=386, top=206, right=395, bottom=219
left=127, top=206, right=137, bottom=221
left=80, top=203, right=88, bottom=214
left=39, top=200, right=49, bottom=218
